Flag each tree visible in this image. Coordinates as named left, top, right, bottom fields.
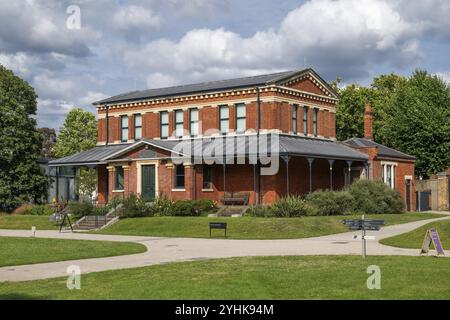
left=0, top=65, right=48, bottom=212
left=54, top=108, right=98, bottom=201
left=38, top=127, right=56, bottom=158
left=381, top=70, right=450, bottom=178
left=53, top=108, right=97, bottom=157
left=336, top=69, right=450, bottom=178
left=335, top=84, right=375, bottom=141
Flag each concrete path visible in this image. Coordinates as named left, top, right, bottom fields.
left=1, top=214, right=449, bottom=282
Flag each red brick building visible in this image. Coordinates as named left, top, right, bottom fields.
left=50, top=69, right=415, bottom=209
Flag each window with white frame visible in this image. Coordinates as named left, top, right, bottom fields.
left=292, top=104, right=298, bottom=134
left=381, top=163, right=396, bottom=189
left=235, top=103, right=246, bottom=133
left=219, top=105, right=229, bottom=134
left=189, top=108, right=199, bottom=137
left=134, top=114, right=142, bottom=141
left=121, top=115, right=128, bottom=142
left=175, top=109, right=184, bottom=138
left=160, top=111, right=169, bottom=139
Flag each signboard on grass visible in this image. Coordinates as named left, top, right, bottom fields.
left=420, top=228, right=445, bottom=256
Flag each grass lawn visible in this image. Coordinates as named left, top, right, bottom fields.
left=380, top=219, right=450, bottom=249
left=0, top=215, right=59, bottom=230
left=96, top=212, right=442, bottom=239
left=0, top=237, right=146, bottom=267
left=1, top=255, right=450, bottom=299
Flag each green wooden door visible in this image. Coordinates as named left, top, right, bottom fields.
left=141, top=165, right=155, bottom=200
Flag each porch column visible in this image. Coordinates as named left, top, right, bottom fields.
left=328, top=159, right=335, bottom=190
left=55, top=167, right=59, bottom=202
left=106, top=166, right=115, bottom=200
left=307, top=158, right=314, bottom=193
left=281, top=154, right=290, bottom=195
left=122, top=164, right=130, bottom=197
left=184, top=162, right=194, bottom=200
left=346, top=160, right=353, bottom=186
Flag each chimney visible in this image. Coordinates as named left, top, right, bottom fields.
left=364, top=102, right=373, bottom=140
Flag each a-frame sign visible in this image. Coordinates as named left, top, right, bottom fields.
left=420, top=228, right=445, bottom=256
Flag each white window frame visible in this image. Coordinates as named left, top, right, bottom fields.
left=381, top=161, right=397, bottom=189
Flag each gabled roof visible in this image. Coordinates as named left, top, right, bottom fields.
left=94, top=68, right=338, bottom=105
left=344, top=138, right=416, bottom=160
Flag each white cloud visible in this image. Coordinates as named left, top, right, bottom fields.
left=435, top=71, right=450, bottom=84
left=123, top=0, right=423, bottom=84
left=112, top=5, right=161, bottom=31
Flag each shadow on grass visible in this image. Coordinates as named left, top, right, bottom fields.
left=0, top=293, right=47, bottom=300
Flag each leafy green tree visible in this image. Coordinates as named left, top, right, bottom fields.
left=335, top=84, right=374, bottom=141
left=53, top=108, right=97, bottom=157
left=54, top=108, right=98, bottom=201
left=0, top=65, right=48, bottom=212
left=381, top=70, right=450, bottom=178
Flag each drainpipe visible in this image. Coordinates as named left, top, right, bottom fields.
left=257, top=87, right=262, bottom=207
left=105, top=104, right=109, bottom=145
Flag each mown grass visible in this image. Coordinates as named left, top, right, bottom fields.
left=381, top=218, right=450, bottom=249
left=0, top=236, right=146, bottom=267
left=1, top=255, right=450, bottom=299
left=0, top=215, right=59, bottom=230
left=97, top=213, right=442, bottom=239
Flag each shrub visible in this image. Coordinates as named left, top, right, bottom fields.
left=11, top=204, right=34, bottom=215
left=30, top=205, right=54, bottom=216
left=118, top=194, right=154, bottom=218
left=245, top=205, right=274, bottom=217
left=270, top=195, right=308, bottom=217
left=67, top=201, right=96, bottom=219
left=151, top=197, right=175, bottom=216
left=170, top=199, right=217, bottom=216
left=348, top=179, right=404, bottom=214
left=305, top=190, right=354, bottom=216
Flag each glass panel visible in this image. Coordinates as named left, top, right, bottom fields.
left=236, top=104, right=246, bottom=117
left=174, top=165, right=185, bottom=188
left=161, top=125, right=168, bottom=138
left=161, top=112, right=168, bottom=124
left=220, top=119, right=229, bottom=133
left=236, top=118, right=246, bottom=133
left=115, top=167, right=124, bottom=190
left=175, top=110, right=183, bottom=122
left=220, top=106, right=229, bottom=118
left=190, top=122, right=199, bottom=136
left=121, top=116, right=128, bottom=128
left=134, top=114, right=142, bottom=127
left=135, top=127, right=142, bottom=140
left=121, top=128, right=128, bottom=142
left=176, top=124, right=183, bottom=137
left=203, top=166, right=212, bottom=189
left=190, top=109, right=198, bottom=121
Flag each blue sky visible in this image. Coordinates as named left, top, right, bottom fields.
left=0, top=0, right=449, bottom=130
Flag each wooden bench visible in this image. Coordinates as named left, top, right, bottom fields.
left=222, top=192, right=249, bottom=205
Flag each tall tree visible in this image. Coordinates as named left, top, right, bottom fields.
left=53, top=108, right=97, bottom=157
left=53, top=108, right=98, bottom=202
left=0, top=65, right=48, bottom=212
left=335, top=84, right=374, bottom=141
left=38, top=127, right=56, bottom=158
left=381, top=70, right=450, bottom=178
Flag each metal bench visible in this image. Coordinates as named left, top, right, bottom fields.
left=222, top=192, right=249, bottom=205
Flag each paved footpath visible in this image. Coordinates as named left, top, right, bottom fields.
left=1, top=214, right=449, bottom=282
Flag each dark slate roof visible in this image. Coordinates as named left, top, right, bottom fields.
left=94, top=68, right=338, bottom=105
left=344, top=138, right=415, bottom=160
left=48, top=144, right=132, bottom=166
left=139, top=134, right=368, bottom=161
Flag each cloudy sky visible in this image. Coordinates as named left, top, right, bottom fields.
left=1, top=0, right=449, bottom=130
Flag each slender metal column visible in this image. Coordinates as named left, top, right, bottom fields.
left=328, top=159, right=335, bottom=190
left=253, top=163, right=257, bottom=205
left=223, top=163, right=226, bottom=202
left=346, top=160, right=353, bottom=186
left=307, top=158, right=314, bottom=193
